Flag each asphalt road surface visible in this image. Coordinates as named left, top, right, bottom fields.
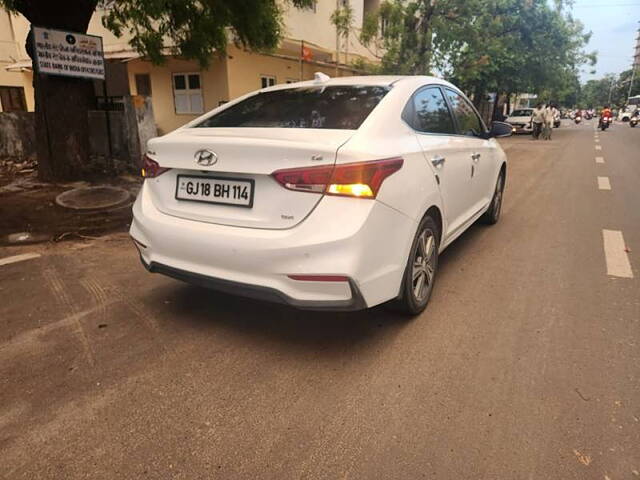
left=1, top=120, right=639, bottom=479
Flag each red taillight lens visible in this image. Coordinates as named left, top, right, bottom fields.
left=272, top=157, right=403, bottom=199
left=141, top=155, right=170, bottom=178
left=271, top=164, right=333, bottom=193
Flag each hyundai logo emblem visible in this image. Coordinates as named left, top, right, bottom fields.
left=195, top=149, right=218, bottom=167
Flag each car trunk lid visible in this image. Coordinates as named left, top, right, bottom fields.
left=145, top=128, right=353, bottom=229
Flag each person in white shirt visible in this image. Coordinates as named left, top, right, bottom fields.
left=531, top=103, right=545, bottom=139
left=542, top=105, right=554, bottom=140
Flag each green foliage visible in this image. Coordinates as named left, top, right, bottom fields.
left=360, top=0, right=595, bottom=105
left=100, top=0, right=313, bottom=66
left=330, top=2, right=354, bottom=39
left=0, top=0, right=314, bottom=67
left=580, top=69, right=640, bottom=109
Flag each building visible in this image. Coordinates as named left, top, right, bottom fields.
left=0, top=1, right=381, bottom=134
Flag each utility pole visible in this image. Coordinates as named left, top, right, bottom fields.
left=608, top=76, right=615, bottom=105
left=629, top=25, right=640, bottom=100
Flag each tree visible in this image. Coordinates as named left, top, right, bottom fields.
left=361, top=0, right=595, bottom=109
left=330, top=2, right=355, bottom=74
left=0, top=0, right=312, bottom=181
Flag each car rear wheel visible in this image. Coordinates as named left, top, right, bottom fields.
left=393, top=215, right=440, bottom=316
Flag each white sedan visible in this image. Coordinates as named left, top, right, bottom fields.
left=130, top=74, right=511, bottom=314
left=505, top=108, right=534, bottom=134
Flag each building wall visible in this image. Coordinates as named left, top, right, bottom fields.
left=2, top=2, right=378, bottom=127
left=126, top=56, right=229, bottom=135
left=0, top=11, right=29, bottom=112
left=283, top=0, right=381, bottom=62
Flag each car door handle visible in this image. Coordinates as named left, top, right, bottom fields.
left=431, top=156, right=446, bottom=168
left=471, top=153, right=481, bottom=162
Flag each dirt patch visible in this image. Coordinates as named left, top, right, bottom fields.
left=0, top=172, right=140, bottom=245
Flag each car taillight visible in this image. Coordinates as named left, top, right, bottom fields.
left=141, top=154, right=170, bottom=178
left=272, top=157, right=403, bottom=199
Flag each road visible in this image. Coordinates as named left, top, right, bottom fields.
left=1, top=120, right=639, bottom=479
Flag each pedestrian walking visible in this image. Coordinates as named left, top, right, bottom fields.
left=542, top=104, right=554, bottom=140
left=531, top=103, right=545, bottom=139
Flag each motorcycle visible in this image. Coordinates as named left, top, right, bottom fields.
left=630, top=113, right=639, bottom=128
left=574, top=115, right=582, bottom=124
left=599, top=116, right=612, bottom=131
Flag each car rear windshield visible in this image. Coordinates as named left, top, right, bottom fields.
left=511, top=109, right=532, bottom=117
left=195, top=85, right=389, bottom=130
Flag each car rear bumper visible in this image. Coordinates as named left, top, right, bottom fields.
left=130, top=182, right=417, bottom=310
left=139, top=257, right=367, bottom=311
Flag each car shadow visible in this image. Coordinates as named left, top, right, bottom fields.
left=142, top=221, right=491, bottom=353
left=151, top=280, right=408, bottom=352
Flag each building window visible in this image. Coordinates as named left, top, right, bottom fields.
left=0, top=86, right=27, bottom=112
left=260, top=75, right=276, bottom=89
left=172, top=73, right=204, bottom=114
left=285, top=78, right=299, bottom=84
left=135, top=74, right=152, bottom=96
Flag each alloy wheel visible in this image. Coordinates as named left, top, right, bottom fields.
left=412, top=229, right=436, bottom=302
left=492, top=175, right=504, bottom=221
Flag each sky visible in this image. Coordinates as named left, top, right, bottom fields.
left=569, top=0, right=640, bottom=81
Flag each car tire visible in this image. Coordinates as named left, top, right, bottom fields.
left=481, top=171, right=505, bottom=225
left=393, top=215, right=440, bottom=316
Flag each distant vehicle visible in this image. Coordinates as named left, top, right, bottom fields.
left=506, top=108, right=533, bottom=134
left=574, top=114, right=582, bottom=124
left=620, top=95, right=640, bottom=122
left=630, top=111, right=639, bottom=128
left=130, top=74, right=512, bottom=314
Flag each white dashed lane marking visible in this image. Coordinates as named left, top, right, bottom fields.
left=596, top=157, right=605, bottom=164
left=0, top=253, right=41, bottom=267
left=596, top=145, right=602, bottom=150
left=598, top=177, right=611, bottom=190
left=602, top=230, right=634, bottom=278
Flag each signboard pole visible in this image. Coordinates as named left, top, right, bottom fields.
left=102, top=78, right=114, bottom=170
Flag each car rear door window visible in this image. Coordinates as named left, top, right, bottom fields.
left=406, top=87, right=456, bottom=134
left=195, top=86, right=389, bottom=129
left=444, top=89, right=485, bottom=137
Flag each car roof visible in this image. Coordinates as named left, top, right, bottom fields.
left=262, top=74, right=457, bottom=91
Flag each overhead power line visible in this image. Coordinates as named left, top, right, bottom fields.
left=573, top=2, right=640, bottom=7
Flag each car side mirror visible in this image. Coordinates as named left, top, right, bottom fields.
left=487, top=121, right=513, bottom=138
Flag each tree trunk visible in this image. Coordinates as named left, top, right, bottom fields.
left=491, top=92, right=501, bottom=121
left=20, top=0, right=98, bottom=181
left=33, top=72, right=95, bottom=181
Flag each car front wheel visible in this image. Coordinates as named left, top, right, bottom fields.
left=394, top=215, right=440, bottom=316
left=481, top=171, right=505, bottom=225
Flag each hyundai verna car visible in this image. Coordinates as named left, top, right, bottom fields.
left=130, top=74, right=511, bottom=315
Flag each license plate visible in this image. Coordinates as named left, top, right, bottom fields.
left=175, top=175, right=254, bottom=208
